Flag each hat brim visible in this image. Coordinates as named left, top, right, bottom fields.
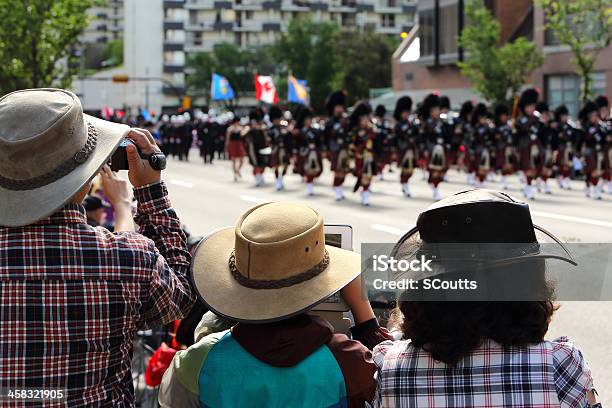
left=387, top=224, right=577, bottom=281
left=190, top=227, right=362, bottom=323
left=0, top=114, right=130, bottom=227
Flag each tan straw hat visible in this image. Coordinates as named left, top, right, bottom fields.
left=191, top=202, right=361, bottom=323
left=0, top=88, right=130, bottom=226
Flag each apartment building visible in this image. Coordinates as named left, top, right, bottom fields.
left=389, top=0, right=612, bottom=116
left=80, top=0, right=124, bottom=68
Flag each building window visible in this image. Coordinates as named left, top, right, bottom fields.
left=439, top=3, right=459, bottom=55
left=546, top=72, right=606, bottom=117
left=419, top=8, right=435, bottom=58
left=382, top=14, right=395, bottom=27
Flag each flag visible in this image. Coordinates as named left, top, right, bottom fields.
left=288, top=76, right=309, bottom=105
left=102, top=105, right=114, bottom=120
left=211, top=73, right=235, bottom=100
left=254, top=75, right=278, bottom=104
left=139, top=107, right=152, bottom=121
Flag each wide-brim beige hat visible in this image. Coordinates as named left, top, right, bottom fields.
left=191, top=202, right=361, bottom=323
left=0, top=88, right=130, bottom=226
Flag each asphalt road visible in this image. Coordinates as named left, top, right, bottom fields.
left=161, top=150, right=612, bottom=403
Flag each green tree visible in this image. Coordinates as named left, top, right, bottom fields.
left=187, top=43, right=276, bottom=105
left=0, top=0, right=100, bottom=94
left=334, top=30, right=397, bottom=104
left=458, top=0, right=543, bottom=105
left=536, top=0, right=612, bottom=102
left=100, top=38, right=124, bottom=68
left=272, top=19, right=339, bottom=111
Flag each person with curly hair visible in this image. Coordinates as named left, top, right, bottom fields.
left=373, top=189, right=598, bottom=408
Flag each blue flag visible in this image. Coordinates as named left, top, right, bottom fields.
left=211, top=73, right=235, bottom=100
left=288, top=76, right=308, bottom=105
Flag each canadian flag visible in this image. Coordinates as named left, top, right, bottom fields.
left=254, top=75, right=278, bottom=104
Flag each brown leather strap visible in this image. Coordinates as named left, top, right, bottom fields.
left=229, top=250, right=330, bottom=289
left=0, top=123, right=98, bottom=191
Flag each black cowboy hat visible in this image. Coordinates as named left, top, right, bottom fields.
left=554, top=105, right=569, bottom=122
left=374, top=104, right=387, bottom=118
left=349, top=100, right=372, bottom=129
left=519, top=88, right=539, bottom=111
left=389, top=189, right=576, bottom=282
left=268, top=105, right=283, bottom=121
left=325, top=90, right=347, bottom=116
left=393, top=96, right=413, bottom=121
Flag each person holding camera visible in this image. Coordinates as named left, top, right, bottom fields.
left=158, top=202, right=392, bottom=408
left=0, top=89, right=195, bottom=406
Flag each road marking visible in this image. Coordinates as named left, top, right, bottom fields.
left=531, top=211, right=612, bottom=229
left=240, top=195, right=268, bottom=204
left=169, top=179, right=194, bottom=188
left=371, top=224, right=407, bottom=236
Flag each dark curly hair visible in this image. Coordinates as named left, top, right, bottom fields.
left=398, top=261, right=558, bottom=365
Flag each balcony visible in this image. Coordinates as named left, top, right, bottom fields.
left=214, top=1, right=232, bottom=8
left=184, top=0, right=215, bottom=9
left=164, top=42, right=185, bottom=51
left=262, top=0, right=281, bottom=9
left=356, top=3, right=374, bottom=12
left=164, top=0, right=185, bottom=9
left=163, top=64, right=185, bottom=73
left=185, top=21, right=214, bottom=31
left=234, top=0, right=263, bottom=11
left=309, top=2, right=328, bottom=11
left=262, top=22, right=282, bottom=31
left=376, top=24, right=401, bottom=34
left=234, top=21, right=263, bottom=32
left=164, top=21, right=185, bottom=30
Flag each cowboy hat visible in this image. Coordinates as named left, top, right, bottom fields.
left=190, top=202, right=361, bottom=323
left=389, top=189, right=576, bottom=281
left=0, top=88, right=130, bottom=227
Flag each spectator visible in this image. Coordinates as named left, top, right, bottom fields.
left=83, top=195, right=109, bottom=227
left=373, top=189, right=598, bottom=408
left=159, top=202, right=391, bottom=407
left=0, top=88, right=195, bottom=406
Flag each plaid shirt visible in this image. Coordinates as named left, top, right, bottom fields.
left=0, top=181, right=195, bottom=407
left=373, top=336, right=594, bottom=408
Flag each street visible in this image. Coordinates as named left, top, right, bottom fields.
left=162, top=150, right=612, bottom=403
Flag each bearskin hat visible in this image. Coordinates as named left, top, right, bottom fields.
left=494, top=103, right=509, bottom=118
left=349, top=100, right=372, bottom=130
left=439, top=96, right=451, bottom=110
left=554, top=105, right=569, bottom=122
left=393, top=96, right=412, bottom=121
left=459, top=101, right=474, bottom=120
left=295, top=106, right=313, bottom=129
left=595, top=95, right=609, bottom=109
left=419, top=93, right=441, bottom=119
left=268, top=105, right=283, bottom=121
left=518, top=88, right=539, bottom=111
left=579, top=100, right=598, bottom=122
left=374, top=104, right=387, bottom=118
left=471, top=103, right=489, bottom=125
left=249, top=107, right=264, bottom=122
left=535, top=101, right=549, bottom=114
left=325, top=90, right=347, bottom=115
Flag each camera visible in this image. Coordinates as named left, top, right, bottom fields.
left=108, top=139, right=167, bottom=172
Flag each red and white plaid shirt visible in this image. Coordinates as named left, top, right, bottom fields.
left=373, top=336, right=595, bottom=408
left=0, top=181, right=195, bottom=407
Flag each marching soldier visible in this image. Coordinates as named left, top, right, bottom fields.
left=244, top=108, right=271, bottom=187
left=551, top=105, right=579, bottom=190
left=457, top=101, right=475, bottom=183
left=595, top=95, right=611, bottom=194
left=393, top=96, right=417, bottom=197
left=515, top=88, right=541, bottom=200
left=294, top=107, right=323, bottom=196
left=471, top=103, right=494, bottom=187
left=579, top=100, right=606, bottom=199
left=324, top=91, right=351, bottom=201
left=268, top=106, right=292, bottom=191
left=420, top=94, right=446, bottom=201
left=349, top=101, right=377, bottom=206
left=493, top=103, right=516, bottom=190
left=535, top=101, right=554, bottom=194
left=373, top=104, right=394, bottom=180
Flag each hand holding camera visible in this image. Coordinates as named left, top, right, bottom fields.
left=111, top=128, right=166, bottom=188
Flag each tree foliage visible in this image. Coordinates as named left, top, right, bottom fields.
left=458, top=0, right=543, bottom=105
left=0, top=0, right=100, bottom=94
left=536, top=0, right=612, bottom=102
left=101, top=38, right=124, bottom=68
left=186, top=43, right=275, bottom=104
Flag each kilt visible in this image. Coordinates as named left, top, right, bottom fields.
left=228, top=140, right=246, bottom=159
